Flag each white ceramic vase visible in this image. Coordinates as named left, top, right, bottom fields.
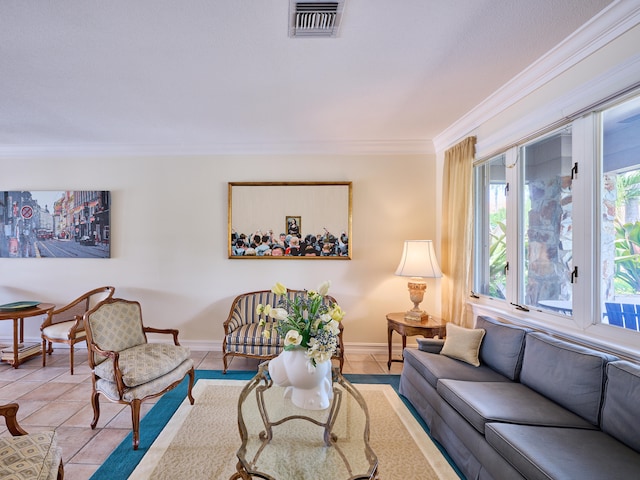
left=268, top=348, right=333, bottom=410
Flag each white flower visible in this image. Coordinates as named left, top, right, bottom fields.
left=326, top=319, right=340, bottom=335
left=269, top=307, right=289, bottom=321
left=284, top=329, right=303, bottom=347
left=317, top=280, right=331, bottom=297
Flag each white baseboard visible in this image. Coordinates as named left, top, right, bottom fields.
left=5, top=337, right=412, bottom=356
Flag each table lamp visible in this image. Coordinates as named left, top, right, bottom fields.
left=395, top=240, right=442, bottom=321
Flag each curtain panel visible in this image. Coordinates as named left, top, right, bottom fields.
left=442, top=136, right=476, bottom=327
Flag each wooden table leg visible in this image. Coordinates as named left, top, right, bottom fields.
left=12, top=318, right=19, bottom=368
left=387, top=325, right=393, bottom=370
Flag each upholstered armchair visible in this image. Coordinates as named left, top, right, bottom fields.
left=222, top=289, right=344, bottom=373
left=41, top=286, right=115, bottom=374
left=0, top=403, right=64, bottom=480
left=83, top=297, right=195, bottom=450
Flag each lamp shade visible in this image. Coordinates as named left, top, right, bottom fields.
left=395, top=240, right=442, bottom=278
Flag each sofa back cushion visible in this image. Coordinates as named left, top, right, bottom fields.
left=601, top=360, right=640, bottom=452
left=477, top=316, right=530, bottom=381
left=520, top=332, right=617, bottom=425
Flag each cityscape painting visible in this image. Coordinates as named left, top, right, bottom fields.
left=0, top=191, right=110, bottom=258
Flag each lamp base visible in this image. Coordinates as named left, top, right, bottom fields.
left=404, top=310, right=428, bottom=322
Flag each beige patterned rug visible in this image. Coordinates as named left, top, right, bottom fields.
left=129, top=379, right=459, bottom=480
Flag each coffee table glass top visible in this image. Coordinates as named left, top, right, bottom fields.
left=235, top=362, right=377, bottom=480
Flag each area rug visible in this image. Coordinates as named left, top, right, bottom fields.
left=91, top=371, right=462, bottom=480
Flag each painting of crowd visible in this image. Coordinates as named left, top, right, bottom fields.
left=230, top=225, right=349, bottom=258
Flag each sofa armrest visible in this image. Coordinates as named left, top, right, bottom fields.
left=417, top=338, right=445, bottom=354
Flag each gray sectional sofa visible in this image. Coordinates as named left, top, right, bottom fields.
left=398, top=315, right=640, bottom=480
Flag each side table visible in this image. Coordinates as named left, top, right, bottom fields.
left=387, top=312, right=445, bottom=369
left=0, top=303, right=55, bottom=368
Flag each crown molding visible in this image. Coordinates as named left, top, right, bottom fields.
left=0, top=138, right=434, bottom=159
left=433, top=0, right=640, bottom=154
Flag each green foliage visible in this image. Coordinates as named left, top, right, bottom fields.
left=489, top=220, right=507, bottom=299
left=614, top=220, right=640, bottom=294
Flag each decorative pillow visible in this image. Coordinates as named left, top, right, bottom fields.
left=440, top=323, right=486, bottom=367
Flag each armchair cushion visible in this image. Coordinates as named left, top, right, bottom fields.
left=96, top=358, right=195, bottom=402
left=0, top=430, right=62, bottom=480
left=94, top=343, right=191, bottom=387
left=87, top=301, right=147, bottom=362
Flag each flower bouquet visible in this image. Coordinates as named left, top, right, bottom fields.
left=257, top=280, right=345, bottom=367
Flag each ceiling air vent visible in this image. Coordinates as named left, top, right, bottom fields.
left=289, top=1, right=345, bottom=38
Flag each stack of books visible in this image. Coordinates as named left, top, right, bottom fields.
left=1, top=342, right=41, bottom=364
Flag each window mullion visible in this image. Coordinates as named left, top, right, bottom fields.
left=504, top=147, right=520, bottom=307
left=571, top=115, right=597, bottom=328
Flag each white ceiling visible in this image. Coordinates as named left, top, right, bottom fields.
left=0, top=0, right=615, bottom=156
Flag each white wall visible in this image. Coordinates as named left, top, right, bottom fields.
left=0, top=153, right=440, bottom=351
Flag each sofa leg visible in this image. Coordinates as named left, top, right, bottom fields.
left=223, top=354, right=229, bottom=374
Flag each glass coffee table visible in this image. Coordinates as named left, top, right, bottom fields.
left=231, top=361, right=378, bottom=480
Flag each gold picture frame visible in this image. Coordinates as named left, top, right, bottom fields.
left=228, top=182, right=352, bottom=259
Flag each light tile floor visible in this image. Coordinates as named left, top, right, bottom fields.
left=0, top=349, right=404, bottom=480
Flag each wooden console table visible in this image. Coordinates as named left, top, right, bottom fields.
left=0, top=303, right=55, bottom=368
left=386, top=312, right=445, bottom=369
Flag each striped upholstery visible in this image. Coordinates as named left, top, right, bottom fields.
left=222, top=289, right=344, bottom=372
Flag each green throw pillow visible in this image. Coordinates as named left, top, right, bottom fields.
left=440, top=323, right=486, bottom=367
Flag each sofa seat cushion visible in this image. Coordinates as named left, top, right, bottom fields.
left=438, top=380, right=596, bottom=434
left=520, top=332, right=617, bottom=425
left=403, top=348, right=511, bottom=389
left=94, top=343, right=191, bottom=387
left=486, top=423, right=640, bottom=480
left=0, top=430, right=62, bottom=480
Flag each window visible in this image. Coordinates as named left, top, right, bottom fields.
left=520, top=128, right=573, bottom=315
left=473, top=154, right=507, bottom=299
left=472, top=89, right=640, bottom=359
left=600, top=95, right=640, bottom=330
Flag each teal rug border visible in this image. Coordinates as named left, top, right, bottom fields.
left=90, top=370, right=463, bottom=480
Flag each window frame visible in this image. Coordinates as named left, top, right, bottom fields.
left=471, top=98, right=640, bottom=361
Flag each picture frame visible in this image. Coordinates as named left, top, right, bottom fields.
left=0, top=190, right=111, bottom=258
left=285, top=216, right=302, bottom=237
left=229, top=182, right=352, bottom=259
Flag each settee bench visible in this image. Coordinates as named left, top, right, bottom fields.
left=222, top=289, right=344, bottom=373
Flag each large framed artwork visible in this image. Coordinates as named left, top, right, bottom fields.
left=229, top=182, right=352, bottom=259
left=0, top=191, right=111, bottom=258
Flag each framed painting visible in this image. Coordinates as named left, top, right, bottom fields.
left=229, top=182, right=352, bottom=259
left=0, top=190, right=111, bottom=258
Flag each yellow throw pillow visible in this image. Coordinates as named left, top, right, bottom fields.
left=440, top=323, right=486, bottom=367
